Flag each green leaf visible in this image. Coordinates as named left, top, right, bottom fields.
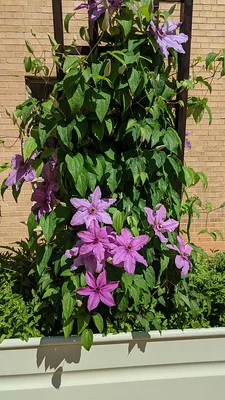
left=206, top=52, right=218, bottom=69
left=81, top=328, right=93, bottom=351
left=57, top=121, right=74, bottom=147
left=152, top=151, right=166, bottom=168
left=78, top=313, right=90, bottom=335
left=23, top=136, right=37, bottom=161
left=25, top=40, right=34, bottom=54
left=64, top=12, right=75, bottom=33
left=92, top=120, right=104, bottom=141
left=0, top=162, right=10, bottom=173
left=92, top=313, right=104, bottom=333
left=65, top=153, right=84, bottom=184
left=163, top=129, right=181, bottom=152
left=36, top=245, right=52, bottom=276
left=67, top=82, right=85, bottom=114
left=116, top=9, right=133, bottom=37
left=144, top=267, right=155, bottom=289
left=24, top=56, right=32, bottom=72
left=113, top=210, right=124, bottom=234
left=62, top=292, right=75, bottom=320
left=39, top=212, right=57, bottom=243
left=128, top=68, right=140, bottom=95
left=63, top=318, right=74, bottom=339
left=76, top=168, right=88, bottom=197
left=93, top=90, right=111, bottom=123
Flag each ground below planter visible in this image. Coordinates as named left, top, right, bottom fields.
left=1, top=328, right=225, bottom=400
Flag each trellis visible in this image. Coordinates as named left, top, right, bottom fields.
left=29, top=0, right=194, bottom=195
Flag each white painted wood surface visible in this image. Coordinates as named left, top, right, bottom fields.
left=1, top=328, right=225, bottom=400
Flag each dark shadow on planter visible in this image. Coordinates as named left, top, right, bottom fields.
left=128, top=332, right=151, bottom=354
left=36, top=337, right=82, bottom=389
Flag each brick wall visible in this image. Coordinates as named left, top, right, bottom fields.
left=0, top=0, right=225, bottom=250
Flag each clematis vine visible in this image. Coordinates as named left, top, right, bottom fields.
left=149, top=19, right=188, bottom=58
left=74, top=0, right=123, bottom=21
left=5, top=153, right=36, bottom=190
left=76, top=270, right=119, bottom=311
left=110, top=228, right=149, bottom=274
left=144, top=204, right=179, bottom=243
left=167, top=235, right=192, bottom=276
left=70, top=186, right=116, bottom=228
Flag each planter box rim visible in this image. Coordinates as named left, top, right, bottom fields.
left=1, top=327, right=225, bottom=350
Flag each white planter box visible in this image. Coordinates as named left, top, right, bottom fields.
left=1, top=328, right=225, bottom=400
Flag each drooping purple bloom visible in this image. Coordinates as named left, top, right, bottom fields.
left=71, top=253, right=105, bottom=274
left=149, top=19, right=188, bottom=58
left=41, top=158, right=58, bottom=182
left=65, top=241, right=82, bottom=259
left=185, top=130, right=192, bottom=150
left=77, top=220, right=112, bottom=263
left=110, top=228, right=149, bottom=275
left=74, top=0, right=123, bottom=21
left=70, top=186, right=116, bottom=228
left=76, top=270, right=119, bottom=311
left=31, top=181, right=59, bottom=220
left=167, top=235, right=192, bottom=276
left=144, top=204, right=179, bottom=243
left=5, top=153, right=36, bottom=190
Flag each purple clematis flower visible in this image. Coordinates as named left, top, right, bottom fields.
left=65, top=241, right=82, bottom=259
left=76, top=270, right=119, bottom=311
left=31, top=181, right=59, bottom=220
left=167, top=235, right=192, bottom=276
left=5, top=153, right=36, bottom=190
left=77, top=220, right=112, bottom=263
left=71, top=253, right=105, bottom=274
left=75, top=0, right=123, bottom=21
left=70, top=186, right=116, bottom=228
left=185, top=130, right=192, bottom=150
left=149, top=19, right=188, bottom=58
left=110, top=228, right=149, bottom=275
left=144, top=204, right=179, bottom=243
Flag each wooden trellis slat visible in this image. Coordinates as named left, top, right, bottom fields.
left=51, top=0, right=193, bottom=192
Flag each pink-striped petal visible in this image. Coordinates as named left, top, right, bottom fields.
left=85, top=272, right=96, bottom=288
left=90, top=186, right=102, bottom=207
left=132, top=235, right=149, bottom=250
left=99, top=291, right=115, bottom=307
left=123, top=254, right=136, bottom=274
left=70, top=198, right=90, bottom=210
left=87, top=292, right=100, bottom=311
left=76, top=286, right=94, bottom=296
left=96, top=270, right=107, bottom=287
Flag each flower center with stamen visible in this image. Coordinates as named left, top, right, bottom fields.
left=89, top=207, right=96, bottom=214
left=127, top=244, right=132, bottom=251
left=158, top=224, right=163, bottom=230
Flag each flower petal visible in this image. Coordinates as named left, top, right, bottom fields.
left=123, top=254, right=136, bottom=274
left=76, top=286, right=94, bottom=296
left=112, top=247, right=128, bottom=265
left=70, top=211, right=87, bottom=226
left=132, top=235, right=149, bottom=251
left=90, top=186, right=102, bottom=207
left=103, top=281, right=119, bottom=292
left=155, top=204, right=167, bottom=224
left=96, top=269, right=107, bottom=287
left=162, top=218, right=179, bottom=232
left=99, top=291, right=115, bottom=307
left=132, top=251, right=148, bottom=266
left=153, top=227, right=168, bottom=243
left=70, top=198, right=90, bottom=210
left=85, top=272, right=96, bottom=288
left=87, top=292, right=100, bottom=311
left=96, top=211, right=113, bottom=225
left=144, top=207, right=155, bottom=225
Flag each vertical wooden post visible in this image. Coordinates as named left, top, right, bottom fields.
left=175, top=0, right=193, bottom=197
left=52, top=0, right=64, bottom=78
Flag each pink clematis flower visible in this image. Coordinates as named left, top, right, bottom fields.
left=70, top=186, right=116, bottom=228
left=76, top=270, right=119, bottom=311
left=167, top=235, right=192, bottom=276
left=77, top=220, right=112, bottom=263
left=144, top=204, right=179, bottom=243
left=110, top=229, right=149, bottom=275
left=6, top=153, right=36, bottom=190
left=149, top=19, right=188, bottom=58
